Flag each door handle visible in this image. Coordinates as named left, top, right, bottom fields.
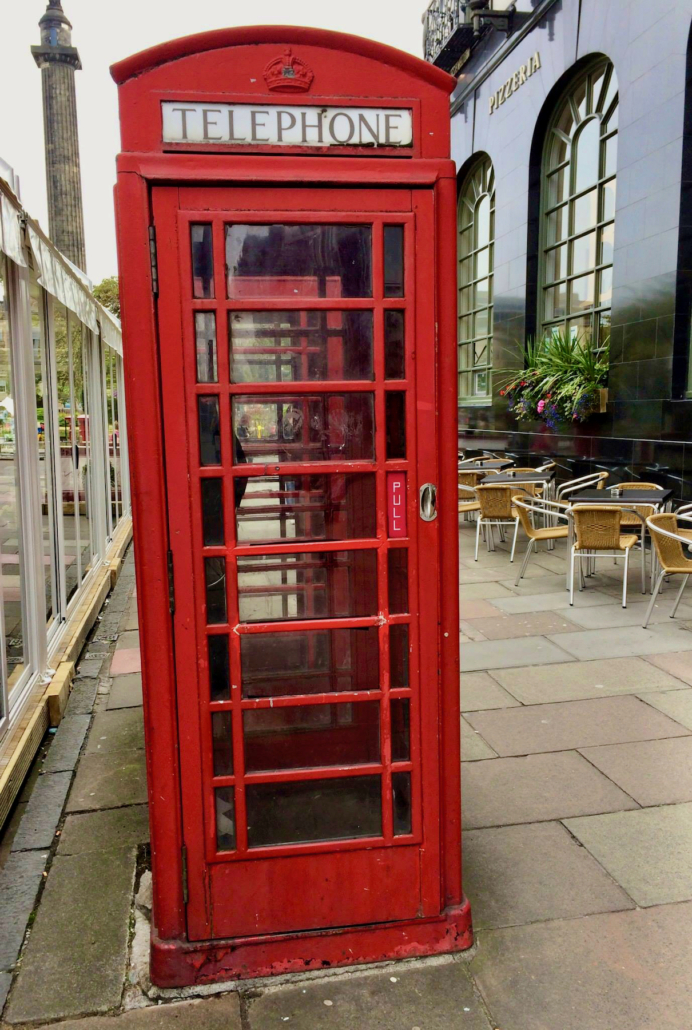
left=419, top=483, right=437, bottom=522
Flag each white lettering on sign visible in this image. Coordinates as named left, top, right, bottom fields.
left=161, top=102, right=413, bottom=148
left=488, top=52, right=541, bottom=115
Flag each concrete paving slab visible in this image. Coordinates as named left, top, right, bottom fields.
left=503, top=573, right=567, bottom=595
left=458, top=582, right=514, bottom=601
left=0, top=971, right=12, bottom=1012
left=122, top=609, right=140, bottom=631
left=465, top=695, right=690, bottom=756
left=460, top=565, right=520, bottom=583
left=559, top=602, right=692, bottom=629
left=490, top=656, right=686, bottom=704
left=115, top=630, right=140, bottom=651
left=564, top=804, right=692, bottom=906
left=459, top=599, right=504, bottom=620
left=470, top=902, right=692, bottom=1030
left=459, top=619, right=488, bottom=641
left=460, top=672, right=521, bottom=711
left=461, top=751, right=638, bottom=829
left=546, top=622, right=692, bottom=662
left=66, top=749, right=148, bottom=812
left=246, top=959, right=491, bottom=1030
left=464, top=822, right=634, bottom=929
left=109, top=647, right=142, bottom=676
left=10, top=771, right=72, bottom=852
left=77, top=659, right=106, bottom=679
left=41, top=714, right=90, bottom=773
left=0, top=851, right=47, bottom=970
left=638, top=687, right=692, bottom=729
left=107, top=673, right=143, bottom=710
left=460, top=635, right=574, bottom=672
left=461, top=716, right=497, bottom=761
left=492, top=588, right=614, bottom=614
left=644, top=650, right=692, bottom=685
left=58, top=805, right=150, bottom=856
left=579, top=736, right=692, bottom=806
left=463, top=610, right=581, bottom=639
left=529, top=551, right=572, bottom=575
left=85, top=709, right=144, bottom=754
left=5, top=847, right=137, bottom=1023
left=23, top=995, right=243, bottom=1030
left=66, top=678, right=99, bottom=715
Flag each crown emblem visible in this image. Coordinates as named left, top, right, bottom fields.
left=263, top=48, right=314, bottom=93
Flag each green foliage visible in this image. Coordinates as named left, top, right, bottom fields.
left=496, top=329, right=609, bottom=429
left=93, top=276, right=120, bottom=318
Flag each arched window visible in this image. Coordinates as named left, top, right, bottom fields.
left=541, top=59, right=618, bottom=351
left=458, top=157, right=495, bottom=402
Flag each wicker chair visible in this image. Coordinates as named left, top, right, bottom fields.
left=568, top=504, right=640, bottom=608
left=512, top=495, right=570, bottom=586
left=643, top=513, right=692, bottom=627
left=556, top=471, right=609, bottom=502
left=614, top=482, right=664, bottom=592
left=474, top=484, right=521, bottom=562
left=458, top=471, right=481, bottom=518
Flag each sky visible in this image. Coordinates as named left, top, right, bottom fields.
left=2, top=1, right=428, bottom=285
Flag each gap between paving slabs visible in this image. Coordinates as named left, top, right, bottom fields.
left=0, top=551, right=139, bottom=1020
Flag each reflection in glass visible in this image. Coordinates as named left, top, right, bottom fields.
left=390, top=624, right=409, bottom=687
left=241, top=626, right=380, bottom=697
left=545, top=246, right=566, bottom=284
left=392, top=772, right=412, bottom=835
left=195, top=312, right=218, bottom=383
left=388, top=549, right=408, bottom=613
left=232, top=393, right=375, bottom=464
left=383, top=226, right=404, bottom=297
left=243, top=701, right=380, bottom=772
left=571, top=232, right=596, bottom=276
left=569, top=273, right=595, bottom=313
left=601, top=180, right=616, bottom=222
left=211, top=712, right=233, bottom=776
left=574, top=119, right=600, bottom=194
left=104, top=346, right=122, bottom=531
left=226, top=224, right=372, bottom=299
left=230, top=310, right=373, bottom=383
left=573, top=189, right=597, bottom=233
left=246, top=775, right=382, bottom=847
left=55, top=303, right=79, bottom=606
left=384, top=310, right=405, bottom=380
left=236, top=473, right=376, bottom=545
left=208, top=634, right=231, bottom=701
left=201, top=478, right=225, bottom=546
left=30, top=277, right=56, bottom=627
left=205, top=557, right=227, bottom=624
left=198, top=395, right=221, bottom=465
left=191, top=224, right=214, bottom=299
left=215, top=787, right=236, bottom=850
left=547, top=205, right=568, bottom=245
left=72, top=319, right=94, bottom=581
left=385, top=392, right=406, bottom=460
left=237, top=549, right=378, bottom=623
left=391, top=699, right=410, bottom=762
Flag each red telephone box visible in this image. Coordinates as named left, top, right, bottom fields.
left=112, top=25, right=471, bottom=986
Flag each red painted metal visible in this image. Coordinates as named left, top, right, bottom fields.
left=112, top=25, right=470, bottom=986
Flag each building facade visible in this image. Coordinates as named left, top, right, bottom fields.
left=425, top=0, right=692, bottom=499
left=0, top=169, right=130, bottom=829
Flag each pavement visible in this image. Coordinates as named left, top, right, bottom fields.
left=1, top=529, right=692, bottom=1028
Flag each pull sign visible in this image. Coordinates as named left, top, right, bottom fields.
left=387, top=472, right=407, bottom=538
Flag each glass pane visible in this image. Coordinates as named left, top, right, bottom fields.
left=567, top=316, right=592, bottom=345
left=459, top=286, right=473, bottom=314
left=388, top=549, right=408, bottom=613
left=599, top=223, right=615, bottom=265
left=574, top=119, right=600, bottom=195
left=383, top=226, right=404, bottom=297
left=572, top=189, right=598, bottom=233
left=598, top=311, right=612, bottom=349
left=195, top=312, right=218, bottom=383
left=55, top=304, right=79, bottom=605
left=236, top=473, right=376, bottom=545
left=546, top=244, right=567, bottom=284
left=474, top=370, right=488, bottom=396
left=0, top=258, right=25, bottom=685
left=241, top=626, right=379, bottom=698
left=237, top=549, right=378, bottom=623
left=547, top=205, right=568, bottom=245
left=569, top=274, right=595, bottom=313
left=473, top=278, right=490, bottom=308
left=211, top=712, right=233, bottom=776
left=208, top=634, right=230, bottom=701
left=232, top=393, right=375, bottom=464
left=390, top=624, right=409, bottom=687
left=30, top=279, right=56, bottom=626
left=384, top=310, right=405, bottom=380
left=391, top=699, right=410, bottom=762
left=571, top=231, right=596, bottom=276
left=205, top=556, right=227, bottom=624
left=392, top=771, right=412, bottom=835
left=544, top=282, right=567, bottom=321
left=603, top=134, right=617, bottom=179
left=475, top=196, right=490, bottom=249
left=191, top=224, right=214, bottom=299
left=226, top=224, right=372, bottom=299
left=198, top=395, right=221, bottom=465
left=459, top=225, right=473, bottom=257
left=230, top=310, right=373, bottom=383
left=547, top=167, right=568, bottom=207
left=474, top=310, right=489, bottom=337
left=385, top=392, right=406, bottom=460
left=246, top=775, right=382, bottom=847
left=215, top=787, right=236, bottom=851
left=475, top=246, right=490, bottom=279
left=201, top=478, right=225, bottom=546
left=70, top=321, right=90, bottom=582
left=458, top=317, right=472, bottom=343
left=599, top=267, right=613, bottom=306
left=243, top=701, right=380, bottom=772
left=601, top=180, right=616, bottom=222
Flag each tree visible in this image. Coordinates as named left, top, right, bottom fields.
left=93, top=276, right=120, bottom=318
